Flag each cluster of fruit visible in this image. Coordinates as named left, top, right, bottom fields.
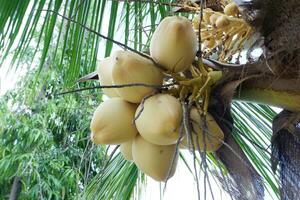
left=90, top=16, right=224, bottom=181
left=193, top=2, right=253, bottom=61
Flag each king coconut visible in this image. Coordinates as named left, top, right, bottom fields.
left=90, top=16, right=224, bottom=181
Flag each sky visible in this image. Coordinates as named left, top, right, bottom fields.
left=0, top=57, right=28, bottom=96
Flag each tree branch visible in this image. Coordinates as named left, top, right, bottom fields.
left=9, top=176, right=21, bottom=200
left=56, top=83, right=175, bottom=96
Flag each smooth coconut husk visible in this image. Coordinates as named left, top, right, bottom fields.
left=132, top=135, right=178, bottom=181
left=120, top=140, right=133, bottom=161
left=96, top=58, right=119, bottom=97
left=135, top=94, right=182, bottom=145
left=224, top=2, right=239, bottom=16
left=181, top=107, right=224, bottom=152
left=209, top=13, right=220, bottom=26
left=112, top=51, right=164, bottom=103
left=216, top=15, right=230, bottom=28
left=90, top=98, right=138, bottom=144
left=150, top=16, right=197, bottom=73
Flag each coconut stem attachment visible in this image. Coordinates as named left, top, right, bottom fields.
left=234, top=87, right=300, bottom=112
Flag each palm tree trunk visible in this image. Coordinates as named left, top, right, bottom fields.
left=233, top=77, right=300, bottom=112
left=271, top=110, right=300, bottom=200
left=9, top=176, right=21, bottom=200
left=209, top=91, right=264, bottom=200
left=233, top=1, right=300, bottom=199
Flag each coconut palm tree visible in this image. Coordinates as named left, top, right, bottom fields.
left=0, top=0, right=299, bottom=199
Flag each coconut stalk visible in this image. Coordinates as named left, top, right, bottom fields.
left=227, top=73, right=300, bottom=110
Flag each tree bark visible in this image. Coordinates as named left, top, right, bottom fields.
left=209, top=89, right=264, bottom=200
left=271, top=110, right=300, bottom=200
left=9, top=176, right=21, bottom=200
left=209, top=1, right=300, bottom=199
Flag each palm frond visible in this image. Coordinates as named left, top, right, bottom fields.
left=232, top=102, right=280, bottom=199
left=82, top=153, right=143, bottom=200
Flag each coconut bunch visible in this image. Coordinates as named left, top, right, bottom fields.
left=192, top=2, right=254, bottom=61
left=90, top=16, right=224, bottom=182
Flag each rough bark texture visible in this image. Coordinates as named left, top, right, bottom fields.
left=234, top=0, right=300, bottom=78
left=209, top=88, right=264, bottom=200
left=271, top=110, right=300, bottom=200
left=9, top=177, right=21, bottom=200
left=192, top=1, right=300, bottom=199
left=232, top=3, right=300, bottom=199
left=178, top=0, right=228, bottom=11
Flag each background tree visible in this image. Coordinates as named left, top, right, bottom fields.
left=0, top=68, right=142, bottom=199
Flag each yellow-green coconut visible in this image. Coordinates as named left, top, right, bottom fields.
left=120, top=140, right=133, bottom=161
left=224, top=2, right=239, bottom=16
left=150, top=16, right=197, bottom=73
left=112, top=50, right=164, bottom=103
left=90, top=98, right=138, bottom=144
left=181, top=107, right=224, bottom=152
left=132, top=135, right=178, bottom=181
left=135, top=94, right=182, bottom=145
left=215, top=15, right=230, bottom=28
left=96, top=58, right=119, bottom=97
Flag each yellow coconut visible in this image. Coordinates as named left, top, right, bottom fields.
left=224, top=2, right=239, bottom=16
left=181, top=107, right=224, bottom=152
left=215, top=15, right=230, bottom=28
left=96, top=58, right=119, bottom=97
left=150, top=16, right=197, bottom=73
left=120, top=140, right=133, bottom=161
left=90, top=98, right=138, bottom=144
left=209, top=14, right=220, bottom=26
left=111, top=50, right=164, bottom=103
left=132, top=135, right=178, bottom=181
left=201, top=31, right=210, bottom=39
left=135, top=94, right=182, bottom=145
left=203, top=8, right=213, bottom=23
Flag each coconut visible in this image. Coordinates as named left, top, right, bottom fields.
left=90, top=98, right=138, bottom=144
left=150, top=16, right=197, bottom=73
left=201, top=31, right=210, bottom=39
left=216, top=16, right=230, bottom=28
left=96, top=58, right=119, bottom=97
left=132, top=135, right=178, bottom=181
left=120, top=140, right=133, bottom=161
left=209, top=14, right=220, bottom=26
left=181, top=107, right=224, bottom=152
left=135, top=94, right=182, bottom=145
left=111, top=51, right=164, bottom=103
left=224, top=2, right=239, bottom=16
left=203, top=8, right=213, bottom=23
